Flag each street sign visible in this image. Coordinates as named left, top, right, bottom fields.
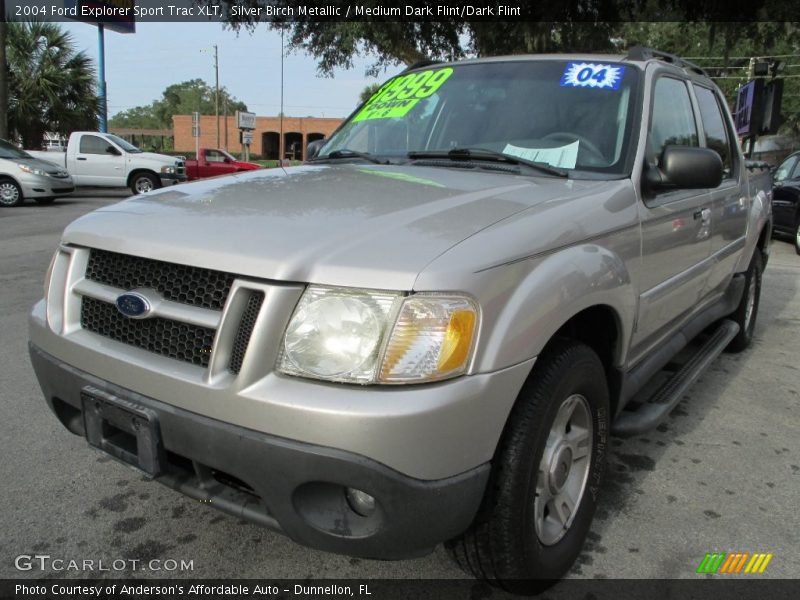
left=236, top=111, right=257, bottom=130
left=192, top=111, right=200, bottom=125
left=242, top=131, right=254, bottom=145
left=192, top=126, right=201, bottom=138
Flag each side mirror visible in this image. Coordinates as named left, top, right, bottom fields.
left=644, top=146, right=722, bottom=193
left=106, top=146, right=121, bottom=156
left=306, top=139, right=326, bottom=161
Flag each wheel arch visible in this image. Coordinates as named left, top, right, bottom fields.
left=126, top=169, right=159, bottom=188
left=473, top=243, right=635, bottom=378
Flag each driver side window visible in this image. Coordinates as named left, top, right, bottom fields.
left=79, top=135, right=113, bottom=155
left=649, top=77, right=699, bottom=165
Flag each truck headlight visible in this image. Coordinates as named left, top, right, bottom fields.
left=18, top=164, right=48, bottom=176
left=160, top=166, right=176, bottom=174
left=277, top=286, right=478, bottom=384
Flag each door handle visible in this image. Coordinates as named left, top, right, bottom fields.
left=693, top=208, right=711, bottom=221
left=76, top=157, right=87, bottom=161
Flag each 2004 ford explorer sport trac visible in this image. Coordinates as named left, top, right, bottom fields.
left=29, top=48, right=772, bottom=591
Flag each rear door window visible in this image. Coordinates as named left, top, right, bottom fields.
left=693, top=85, right=735, bottom=179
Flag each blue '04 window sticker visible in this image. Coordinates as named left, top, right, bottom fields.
left=561, top=63, right=625, bottom=90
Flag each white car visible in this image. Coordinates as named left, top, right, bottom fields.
left=0, top=139, right=74, bottom=207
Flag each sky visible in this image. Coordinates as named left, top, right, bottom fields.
left=60, top=21, right=390, bottom=119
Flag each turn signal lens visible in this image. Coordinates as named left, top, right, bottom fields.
left=379, top=296, right=478, bottom=383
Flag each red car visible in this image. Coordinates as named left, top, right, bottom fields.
left=184, top=148, right=261, bottom=181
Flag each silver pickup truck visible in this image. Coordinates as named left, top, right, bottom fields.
left=29, top=48, right=772, bottom=590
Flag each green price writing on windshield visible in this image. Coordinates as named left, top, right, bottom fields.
left=352, top=67, right=454, bottom=122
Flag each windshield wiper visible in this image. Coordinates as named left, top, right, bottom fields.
left=407, top=148, right=568, bottom=177
left=315, top=149, right=389, bottom=165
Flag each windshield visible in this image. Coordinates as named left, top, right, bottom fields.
left=320, top=60, right=641, bottom=176
left=0, top=139, right=32, bottom=159
left=105, top=134, right=143, bottom=153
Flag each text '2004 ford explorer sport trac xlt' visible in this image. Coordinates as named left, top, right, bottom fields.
left=29, top=48, right=772, bottom=591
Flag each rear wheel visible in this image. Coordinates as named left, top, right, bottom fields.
left=795, top=219, right=800, bottom=255
left=447, top=340, right=609, bottom=593
left=726, top=250, right=763, bottom=352
left=0, top=179, right=23, bottom=207
left=130, top=172, right=158, bottom=195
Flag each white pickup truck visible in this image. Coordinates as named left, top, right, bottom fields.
left=28, top=132, right=186, bottom=195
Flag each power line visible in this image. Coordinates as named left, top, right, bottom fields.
left=684, top=53, right=800, bottom=60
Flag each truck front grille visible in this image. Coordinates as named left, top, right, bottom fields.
left=86, top=249, right=234, bottom=311
left=80, top=297, right=215, bottom=367
left=229, top=292, right=264, bottom=374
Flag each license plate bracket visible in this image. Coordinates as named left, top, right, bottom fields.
left=81, top=386, right=163, bottom=477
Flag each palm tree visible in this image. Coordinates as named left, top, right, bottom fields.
left=6, top=22, right=100, bottom=148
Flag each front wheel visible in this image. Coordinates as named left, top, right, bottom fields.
left=795, top=219, right=800, bottom=256
left=0, top=179, right=23, bottom=207
left=447, top=340, right=609, bottom=593
left=726, top=250, right=763, bottom=353
left=130, top=172, right=159, bottom=195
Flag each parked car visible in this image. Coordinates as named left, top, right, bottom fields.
left=771, top=150, right=800, bottom=254
left=29, top=48, right=772, bottom=591
left=184, top=148, right=262, bottom=181
left=0, top=138, right=74, bottom=207
left=27, top=132, right=186, bottom=195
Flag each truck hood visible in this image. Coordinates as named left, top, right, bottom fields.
left=133, top=152, right=183, bottom=165
left=62, top=164, right=618, bottom=290
left=232, top=159, right=261, bottom=170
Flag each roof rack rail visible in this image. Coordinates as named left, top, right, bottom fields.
left=627, top=46, right=708, bottom=77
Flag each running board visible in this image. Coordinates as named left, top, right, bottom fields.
left=612, top=320, right=740, bottom=437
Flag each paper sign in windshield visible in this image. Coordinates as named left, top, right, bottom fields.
left=353, top=67, right=454, bottom=122
left=560, top=63, right=625, bottom=90
left=503, top=142, right=579, bottom=170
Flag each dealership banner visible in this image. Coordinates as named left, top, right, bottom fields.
left=2, top=0, right=797, bottom=23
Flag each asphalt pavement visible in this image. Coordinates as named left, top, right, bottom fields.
left=0, top=192, right=798, bottom=585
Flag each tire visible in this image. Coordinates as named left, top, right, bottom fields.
left=447, top=340, right=609, bottom=593
left=794, top=219, right=800, bottom=256
left=130, top=172, right=159, bottom=195
left=0, top=179, right=24, bottom=207
left=34, top=197, right=55, bottom=205
left=726, top=250, right=763, bottom=353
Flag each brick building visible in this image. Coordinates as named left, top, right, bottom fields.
left=172, top=114, right=343, bottom=160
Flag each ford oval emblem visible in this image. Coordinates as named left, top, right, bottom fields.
left=115, top=293, right=151, bottom=319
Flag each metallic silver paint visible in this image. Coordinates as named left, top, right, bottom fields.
left=30, top=53, right=771, bottom=483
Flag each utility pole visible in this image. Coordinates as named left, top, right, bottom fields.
left=97, top=24, right=107, bottom=132
left=0, top=0, right=9, bottom=139
left=214, top=44, right=219, bottom=147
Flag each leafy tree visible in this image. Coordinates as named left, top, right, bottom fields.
left=615, top=22, right=800, bottom=135
left=110, top=79, right=248, bottom=129
left=6, top=22, right=99, bottom=148
left=203, top=1, right=799, bottom=136
left=358, top=83, right=381, bottom=104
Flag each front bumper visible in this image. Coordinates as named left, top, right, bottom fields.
left=19, top=173, right=75, bottom=198
left=30, top=344, right=490, bottom=559
left=159, top=172, right=187, bottom=186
